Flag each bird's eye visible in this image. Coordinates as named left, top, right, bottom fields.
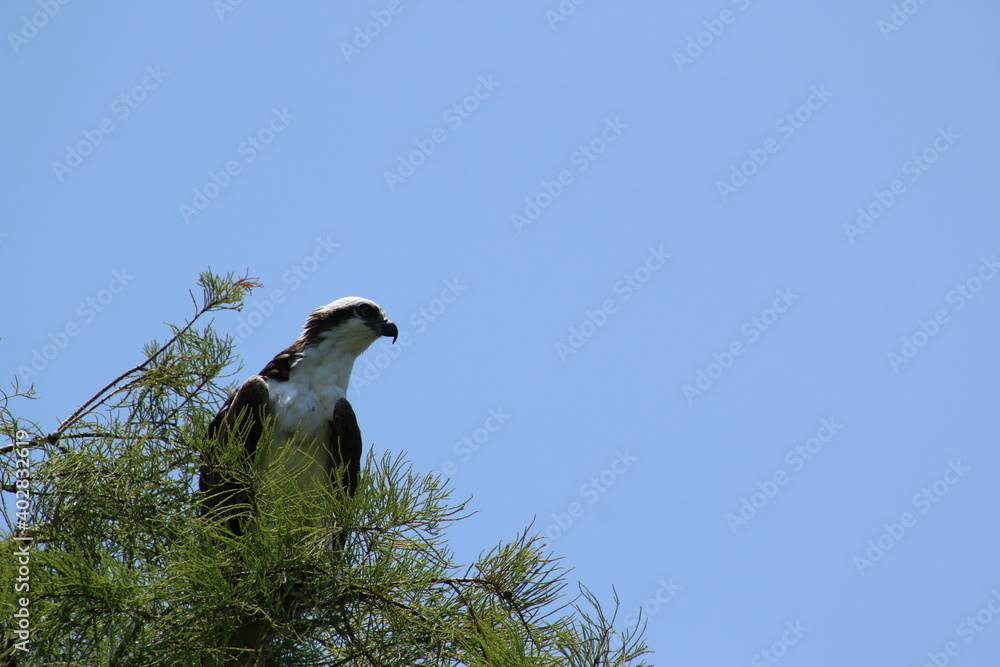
left=357, top=305, right=372, bottom=318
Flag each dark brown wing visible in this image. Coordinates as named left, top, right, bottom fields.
left=329, top=397, right=362, bottom=496
left=199, top=375, right=271, bottom=535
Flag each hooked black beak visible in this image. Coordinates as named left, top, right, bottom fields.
left=380, top=319, right=398, bottom=344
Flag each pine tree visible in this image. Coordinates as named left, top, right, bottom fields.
left=0, top=271, right=651, bottom=666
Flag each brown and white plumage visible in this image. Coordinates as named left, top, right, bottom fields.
left=199, top=297, right=397, bottom=534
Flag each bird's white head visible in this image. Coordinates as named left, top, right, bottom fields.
left=302, top=296, right=398, bottom=357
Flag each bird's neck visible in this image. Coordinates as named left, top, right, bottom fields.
left=287, top=336, right=361, bottom=395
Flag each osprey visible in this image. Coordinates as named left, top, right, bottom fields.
left=199, top=296, right=397, bottom=533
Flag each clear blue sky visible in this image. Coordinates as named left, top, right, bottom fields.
left=3, top=2, right=999, bottom=664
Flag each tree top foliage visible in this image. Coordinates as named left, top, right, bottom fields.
left=0, top=271, right=651, bottom=666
